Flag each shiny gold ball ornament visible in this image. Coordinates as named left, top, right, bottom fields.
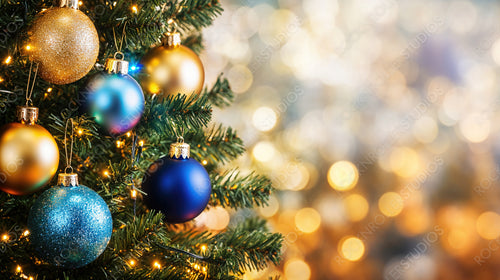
left=141, top=32, right=205, bottom=99
left=27, top=0, right=99, bottom=85
left=0, top=107, right=59, bottom=195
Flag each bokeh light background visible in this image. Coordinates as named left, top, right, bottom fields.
left=198, top=0, right=500, bottom=279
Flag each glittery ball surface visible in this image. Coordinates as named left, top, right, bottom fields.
left=28, top=184, right=113, bottom=268
left=28, top=7, right=99, bottom=85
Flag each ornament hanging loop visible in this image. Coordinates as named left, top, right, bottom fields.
left=60, top=118, right=78, bottom=186
left=108, top=24, right=129, bottom=74
left=25, top=62, right=39, bottom=107
left=171, top=119, right=185, bottom=141
left=112, top=21, right=128, bottom=53
left=64, top=118, right=74, bottom=172
left=114, top=51, right=124, bottom=60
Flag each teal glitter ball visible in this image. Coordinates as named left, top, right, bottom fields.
left=28, top=184, right=113, bottom=268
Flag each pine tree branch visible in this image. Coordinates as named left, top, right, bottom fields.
left=212, top=218, right=283, bottom=276
left=205, top=74, right=234, bottom=108
left=210, top=170, right=273, bottom=209
left=189, top=125, right=245, bottom=164
left=175, top=0, right=223, bottom=31
left=136, top=94, right=212, bottom=140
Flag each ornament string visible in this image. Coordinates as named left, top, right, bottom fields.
left=171, top=119, right=185, bottom=143
left=112, top=21, right=128, bottom=54
left=64, top=118, right=74, bottom=174
left=25, top=62, right=39, bottom=106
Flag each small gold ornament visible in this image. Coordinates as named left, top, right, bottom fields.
left=27, top=0, right=99, bottom=85
left=140, top=32, right=205, bottom=99
left=0, top=107, right=59, bottom=195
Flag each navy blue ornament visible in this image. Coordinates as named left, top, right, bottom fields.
left=28, top=173, right=113, bottom=268
left=82, top=57, right=144, bottom=135
left=142, top=141, right=212, bottom=223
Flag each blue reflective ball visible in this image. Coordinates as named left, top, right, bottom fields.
left=28, top=185, right=113, bottom=268
left=83, top=72, right=144, bottom=135
left=142, top=157, right=212, bottom=223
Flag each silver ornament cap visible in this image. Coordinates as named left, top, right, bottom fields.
left=162, top=32, right=181, bottom=47
left=55, top=0, right=79, bottom=9
left=17, top=106, right=39, bottom=125
left=58, top=173, right=79, bottom=187
left=169, top=142, right=190, bottom=159
left=105, top=58, right=129, bottom=75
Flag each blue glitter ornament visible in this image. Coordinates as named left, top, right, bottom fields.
left=28, top=173, right=113, bottom=268
left=82, top=56, right=144, bottom=135
left=142, top=141, right=212, bottom=223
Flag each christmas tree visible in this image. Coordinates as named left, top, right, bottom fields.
left=0, top=0, right=283, bottom=279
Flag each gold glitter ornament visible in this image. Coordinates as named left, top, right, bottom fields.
left=140, top=32, right=205, bottom=99
left=27, top=0, right=99, bottom=85
left=0, top=107, right=59, bottom=196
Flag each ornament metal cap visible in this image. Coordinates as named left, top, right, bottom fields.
left=169, top=142, right=190, bottom=159
left=17, top=106, right=39, bottom=125
left=58, top=173, right=79, bottom=187
left=105, top=58, right=129, bottom=75
left=55, top=0, right=79, bottom=9
left=162, top=32, right=181, bottom=47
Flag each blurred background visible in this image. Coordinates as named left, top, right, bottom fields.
left=198, top=0, right=500, bottom=279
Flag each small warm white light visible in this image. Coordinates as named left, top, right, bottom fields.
left=126, top=132, right=131, bottom=137
left=47, top=88, right=52, bottom=93
left=0, top=77, right=4, bottom=83
left=78, top=0, right=82, bottom=5
left=16, top=265, right=21, bottom=273
left=201, top=160, right=208, bottom=165
left=131, top=189, right=137, bottom=199
left=103, top=170, right=110, bottom=177
left=23, top=230, right=30, bottom=237
left=139, top=140, right=144, bottom=147
left=153, top=261, right=161, bottom=269
left=2, top=234, right=8, bottom=241
left=131, top=5, right=138, bottom=13
left=29, top=277, right=34, bottom=280
left=4, top=56, right=12, bottom=64
left=200, top=244, right=207, bottom=253
left=129, top=259, right=136, bottom=266
left=116, top=141, right=122, bottom=148
left=77, top=129, right=83, bottom=135
left=25, top=45, right=31, bottom=51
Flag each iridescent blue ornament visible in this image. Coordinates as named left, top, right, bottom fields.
left=28, top=173, right=113, bottom=268
left=142, top=141, right=212, bottom=223
left=82, top=56, right=144, bottom=135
